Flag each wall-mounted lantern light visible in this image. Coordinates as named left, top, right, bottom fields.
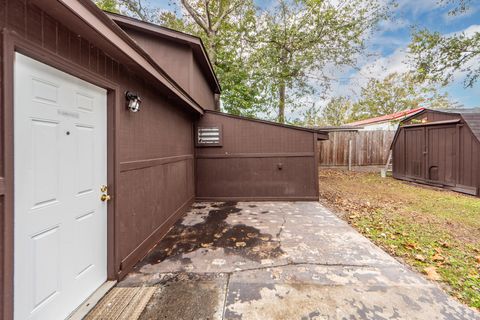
left=125, top=91, right=141, bottom=112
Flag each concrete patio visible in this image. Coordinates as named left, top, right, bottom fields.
left=113, top=202, right=479, bottom=319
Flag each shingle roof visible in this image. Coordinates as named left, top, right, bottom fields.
left=461, top=113, right=480, bottom=142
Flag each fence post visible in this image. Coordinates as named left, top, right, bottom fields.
left=348, top=139, right=352, bottom=171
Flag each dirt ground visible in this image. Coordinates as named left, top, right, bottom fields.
left=318, top=168, right=480, bottom=310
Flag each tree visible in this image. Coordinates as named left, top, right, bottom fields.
left=321, top=97, right=353, bottom=126
left=172, top=0, right=245, bottom=65
left=409, top=0, right=479, bottom=88
left=249, top=0, right=387, bottom=123
left=94, top=0, right=119, bottom=12
left=94, top=0, right=160, bottom=22
left=350, top=72, right=450, bottom=121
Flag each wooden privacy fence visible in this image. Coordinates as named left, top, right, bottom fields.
left=318, top=130, right=396, bottom=167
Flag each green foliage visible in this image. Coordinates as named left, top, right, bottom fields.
left=93, top=0, right=160, bottom=22
left=408, top=0, right=480, bottom=88
left=250, top=0, right=387, bottom=122
left=94, top=0, right=119, bottom=12
left=350, top=72, right=450, bottom=121
left=320, top=97, right=353, bottom=126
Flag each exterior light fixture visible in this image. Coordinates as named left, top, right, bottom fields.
left=125, top=91, right=141, bottom=112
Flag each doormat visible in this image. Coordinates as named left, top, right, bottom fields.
left=85, top=287, right=157, bottom=320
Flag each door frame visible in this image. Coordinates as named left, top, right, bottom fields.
left=2, top=30, right=120, bottom=320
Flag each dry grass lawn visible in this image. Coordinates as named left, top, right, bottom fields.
left=319, top=169, right=480, bottom=310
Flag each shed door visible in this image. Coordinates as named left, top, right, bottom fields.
left=426, top=125, right=457, bottom=185
left=404, top=127, right=425, bottom=179
left=14, top=53, right=108, bottom=319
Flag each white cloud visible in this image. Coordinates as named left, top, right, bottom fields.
left=396, top=0, right=441, bottom=16
left=377, top=17, right=409, bottom=32
left=453, top=24, right=480, bottom=37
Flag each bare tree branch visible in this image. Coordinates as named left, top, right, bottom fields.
left=181, top=0, right=209, bottom=32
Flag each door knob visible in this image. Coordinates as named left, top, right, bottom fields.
left=101, top=194, right=111, bottom=202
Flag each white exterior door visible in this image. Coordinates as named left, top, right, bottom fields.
left=14, top=53, right=108, bottom=320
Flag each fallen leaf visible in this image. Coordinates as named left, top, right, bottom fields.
left=432, top=254, right=444, bottom=262
left=201, top=243, right=213, bottom=248
left=235, top=242, right=246, bottom=247
left=414, top=254, right=426, bottom=262
left=440, top=241, right=451, bottom=248
left=476, top=256, right=480, bottom=264
left=405, top=242, right=418, bottom=250
left=424, top=266, right=441, bottom=281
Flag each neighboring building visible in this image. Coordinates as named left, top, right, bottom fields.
left=347, top=107, right=425, bottom=131
left=0, top=2, right=327, bottom=319
left=391, top=108, right=480, bottom=197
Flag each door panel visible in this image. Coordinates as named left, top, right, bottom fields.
left=404, top=128, right=425, bottom=179
left=427, top=126, right=457, bottom=185
left=14, top=53, right=108, bottom=320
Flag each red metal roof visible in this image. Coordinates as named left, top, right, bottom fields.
left=348, top=107, right=425, bottom=126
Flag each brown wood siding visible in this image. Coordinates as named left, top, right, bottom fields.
left=190, top=54, right=216, bottom=110
left=195, top=112, right=319, bottom=200
left=318, top=130, right=395, bottom=167
left=426, top=125, right=457, bottom=184
left=1, top=3, right=196, bottom=316
left=458, top=125, right=480, bottom=188
left=123, top=27, right=216, bottom=110
left=123, top=28, right=191, bottom=90
left=404, top=127, right=425, bottom=179
left=392, top=128, right=405, bottom=178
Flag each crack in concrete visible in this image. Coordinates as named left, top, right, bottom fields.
left=143, top=261, right=376, bottom=282
left=230, top=261, right=374, bottom=273
left=275, top=214, right=287, bottom=242
left=221, top=273, right=231, bottom=320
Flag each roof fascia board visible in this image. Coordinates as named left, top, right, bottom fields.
left=401, top=119, right=461, bottom=128
left=205, top=110, right=329, bottom=138
left=43, top=0, right=204, bottom=114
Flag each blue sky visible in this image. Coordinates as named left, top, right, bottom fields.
left=151, top=0, right=479, bottom=114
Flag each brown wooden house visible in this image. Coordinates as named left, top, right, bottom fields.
left=0, top=1, right=327, bottom=319
left=391, top=108, right=480, bottom=197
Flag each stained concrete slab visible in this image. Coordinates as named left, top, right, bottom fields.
left=119, top=202, right=480, bottom=320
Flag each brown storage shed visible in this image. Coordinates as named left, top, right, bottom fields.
left=0, top=1, right=327, bottom=319
left=391, top=108, right=480, bottom=196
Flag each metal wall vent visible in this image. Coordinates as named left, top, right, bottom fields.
left=196, top=126, right=222, bottom=147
